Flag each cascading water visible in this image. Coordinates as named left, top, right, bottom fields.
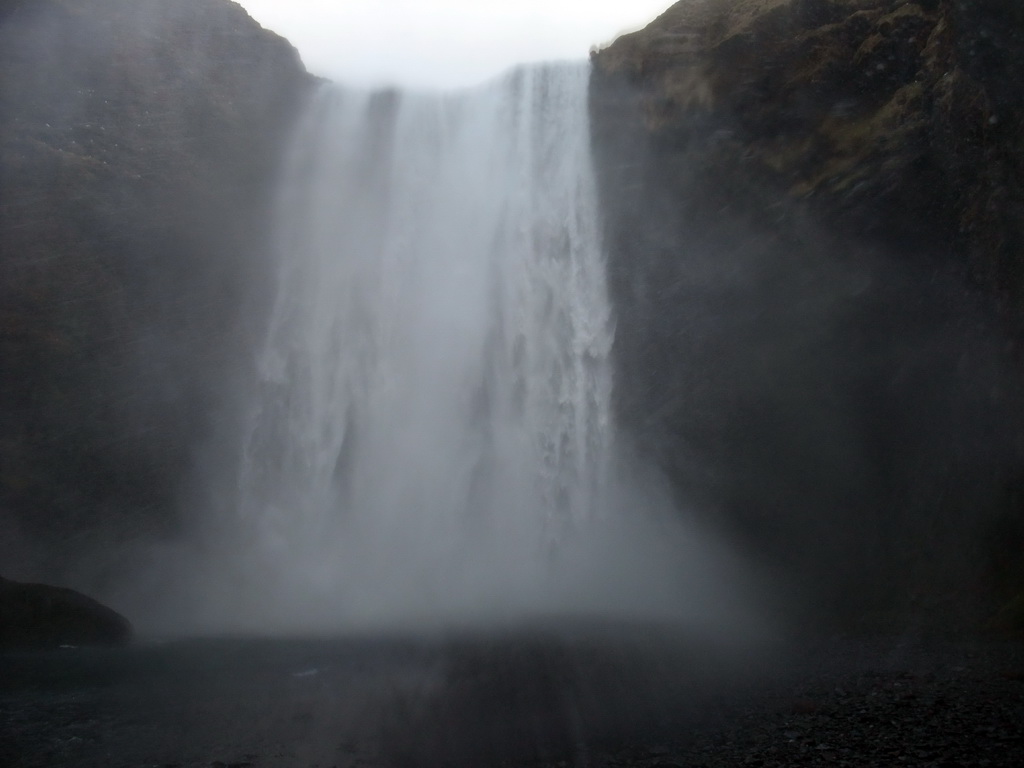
left=172, top=62, right=750, bottom=633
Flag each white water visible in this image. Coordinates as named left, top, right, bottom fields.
left=145, top=63, right=753, bottom=634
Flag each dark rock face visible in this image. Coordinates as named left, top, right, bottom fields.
left=0, top=575, right=132, bottom=648
left=595, top=0, right=1024, bottom=312
left=0, top=0, right=312, bottom=574
left=590, top=0, right=1024, bottom=622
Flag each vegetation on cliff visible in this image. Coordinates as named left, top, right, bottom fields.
left=596, top=0, right=1024, bottom=325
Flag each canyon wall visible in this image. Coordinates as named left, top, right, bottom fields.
left=590, top=0, right=1024, bottom=622
left=0, top=0, right=312, bottom=577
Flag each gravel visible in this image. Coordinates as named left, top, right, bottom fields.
left=601, top=634, right=1024, bottom=768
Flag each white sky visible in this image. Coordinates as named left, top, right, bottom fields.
left=236, top=0, right=673, bottom=89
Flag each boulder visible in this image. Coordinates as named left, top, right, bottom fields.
left=0, top=575, right=132, bottom=649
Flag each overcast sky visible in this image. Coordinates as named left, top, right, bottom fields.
left=236, top=0, right=673, bottom=89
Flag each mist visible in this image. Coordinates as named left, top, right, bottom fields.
left=103, top=65, right=767, bottom=643
left=6, top=2, right=1024, bottom=767
left=0, top=0, right=773, bottom=657
left=5, top=0, right=1018, bottom=645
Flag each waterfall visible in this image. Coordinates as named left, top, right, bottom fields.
left=174, top=62, right=748, bottom=633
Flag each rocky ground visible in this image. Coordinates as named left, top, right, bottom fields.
left=1, top=626, right=1021, bottom=767
left=606, top=633, right=1024, bottom=768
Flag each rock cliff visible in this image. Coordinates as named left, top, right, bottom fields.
left=590, top=0, right=1024, bottom=622
left=0, top=0, right=312, bottom=577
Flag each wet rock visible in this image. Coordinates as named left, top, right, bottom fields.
left=0, top=575, right=132, bottom=648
